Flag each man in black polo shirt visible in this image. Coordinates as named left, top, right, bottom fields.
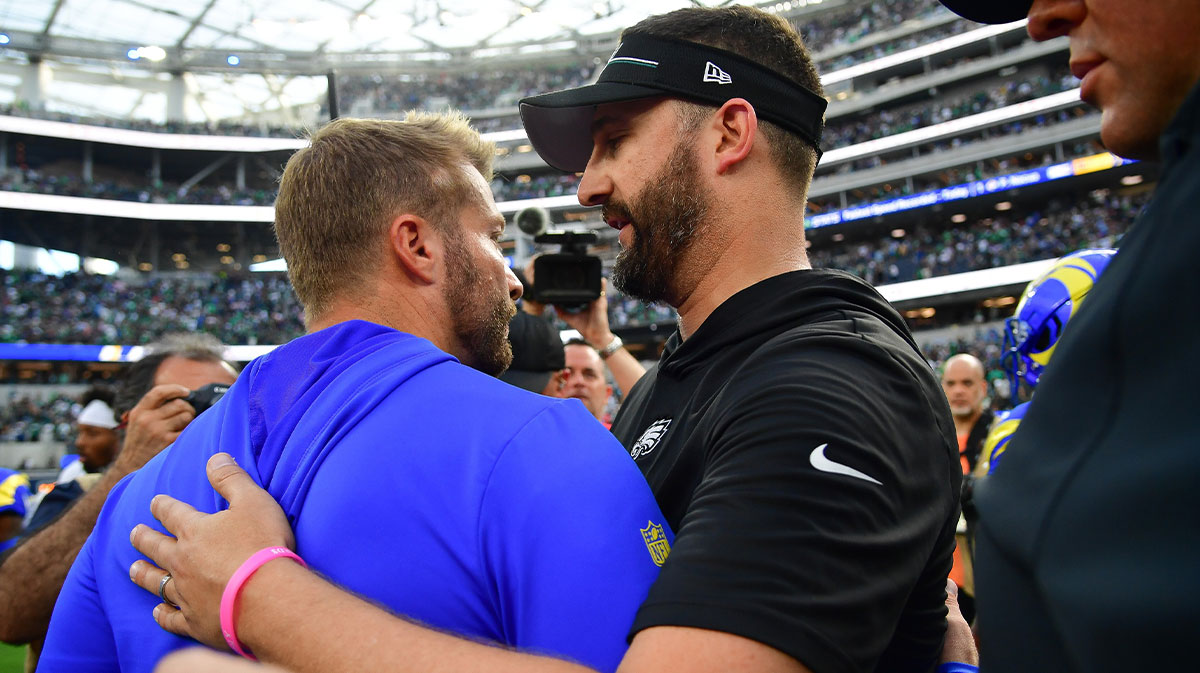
left=519, top=7, right=960, bottom=670
left=936, top=1, right=1200, bottom=671
left=123, top=7, right=961, bottom=673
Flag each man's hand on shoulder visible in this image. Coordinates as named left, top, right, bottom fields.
left=619, top=627, right=811, bottom=673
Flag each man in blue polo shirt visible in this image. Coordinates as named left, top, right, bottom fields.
left=38, top=113, right=670, bottom=673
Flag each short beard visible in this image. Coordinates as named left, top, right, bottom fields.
left=443, top=232, right=515, bottom=377
left=949, top=404, right=979, bottom=419
left=609, top=137, right=710, bottom=306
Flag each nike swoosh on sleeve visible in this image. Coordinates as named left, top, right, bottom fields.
left=809, top=444, right=883, bottom=485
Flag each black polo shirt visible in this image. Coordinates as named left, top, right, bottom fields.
left=612, top=269, right=961, bottom=673
left=973, top=83, right=1200, bottom=673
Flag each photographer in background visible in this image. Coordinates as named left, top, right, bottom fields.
left=0, top=333, right=237, bottom=665
left=553, top=279, right=645, bottom=408
left=519, top=243, right=645, bottom=398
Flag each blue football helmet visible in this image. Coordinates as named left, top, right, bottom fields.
left=1002, top=249, right=1116, bottom=400
left=982, top=401, right=1031, bottom=475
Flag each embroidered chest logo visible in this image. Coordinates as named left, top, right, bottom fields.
left=630, top=418, right=672, bottom=459
left=641, top=521, right=671, bottom=566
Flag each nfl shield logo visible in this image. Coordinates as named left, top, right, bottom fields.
left=641, top=521, right=671, bottom=567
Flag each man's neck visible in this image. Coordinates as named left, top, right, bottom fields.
left=307, top=290, right=452, bottom=353
left=674, top=210, right=809, bottom=340
left=953, top=411, right=982, bottom=438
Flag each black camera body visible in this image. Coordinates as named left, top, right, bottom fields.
left=183, top=383, right=230, bottom=414
left=531, top=231, right=602, bottom=311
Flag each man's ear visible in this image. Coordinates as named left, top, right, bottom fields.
left=388, top=213, right=443, bottom=285
left=711, top=98, right=758, bottom=175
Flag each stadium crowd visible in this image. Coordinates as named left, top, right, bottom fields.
left=806, top=0, right=968, bottom=70
left=823, top=106, right=1097, bottom=176
left=0, top=391, right=77, bottom=443
left=0, top=272, right=304, bottom=346
left=0, top=106, right=1096, bottom=210
left=820, top=67, right=1076, bottom=151
left=0, top=190, right=1141, bottom=349
left=809, top=192, right=1143, bottom=285
left=0, top=322, right=1020, bottom=445
left=491, top=173, right=580, bottom=202
left=334, top=64, right=593, bottom=118
left=0, top=169, right=276, bottom=207
left=812, top=134, right=1105, bottom=212
left=492, top=129, right=1103, bottom=207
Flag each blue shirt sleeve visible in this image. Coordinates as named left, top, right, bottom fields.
left=39, top=460, right=197, bottom=673
left=37, top=517, right=120, bottom=672
left=479, top=401, right=672, bottom=673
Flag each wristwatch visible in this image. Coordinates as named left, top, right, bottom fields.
left=598, top=334, right=624, bottom=360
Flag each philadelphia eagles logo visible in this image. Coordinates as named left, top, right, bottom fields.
left=630, top=418, right=672, bottom=459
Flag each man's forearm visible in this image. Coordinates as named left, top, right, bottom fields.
left=603, top=346, right=646, bottom=399
left=239, top=560, right=595, bottom=673
left=0, top=466, right=129, bottom=643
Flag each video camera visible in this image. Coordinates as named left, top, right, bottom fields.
left=515, top=207, right=602, bottom=311
left=182, top=383, right=230, bottom=414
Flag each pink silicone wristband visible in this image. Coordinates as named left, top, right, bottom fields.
left=219, top=546, right=307, bottom=660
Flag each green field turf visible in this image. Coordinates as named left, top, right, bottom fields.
left=0, top=642, right=25, bottom=673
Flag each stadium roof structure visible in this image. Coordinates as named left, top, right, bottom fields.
left=0, top=0, right=843, bottom=123
left=0, top=0, right=820, bottom=73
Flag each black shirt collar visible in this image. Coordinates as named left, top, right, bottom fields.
left=1159, top=81, right=1200, bottom=167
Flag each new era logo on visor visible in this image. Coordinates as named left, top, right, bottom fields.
left=703, top=61, right=732, bottom=85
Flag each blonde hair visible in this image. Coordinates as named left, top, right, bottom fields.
left=273, top=112, right=495, bottom=321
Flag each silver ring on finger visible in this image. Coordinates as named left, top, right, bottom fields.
left=158, top=573, right=180, bottom=609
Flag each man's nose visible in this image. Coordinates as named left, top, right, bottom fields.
left=576, top=154, right=612, bottom=207
left=1027, top=0, right=1085, bottom=42
left=505, top=266, right=522, bottom=301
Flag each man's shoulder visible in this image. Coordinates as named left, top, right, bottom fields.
left=737, top=303, right=932, bottom=395
left=360, top=361, right=623, bottom=470
left=407, top=360, right=587, bottom=423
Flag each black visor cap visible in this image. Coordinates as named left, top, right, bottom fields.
left=519, top=34, right=828, bottom=173
left=937, top=0, right=1032, bottom=24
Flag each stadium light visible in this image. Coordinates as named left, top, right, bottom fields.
left=82, top=257, right=119, bottom=275
left=125, top=46, right=167, bottom=62
left=141, top=46, right=166, bottom=62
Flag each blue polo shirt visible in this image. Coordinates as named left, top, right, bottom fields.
left=40, top=320, right=671, bottom=673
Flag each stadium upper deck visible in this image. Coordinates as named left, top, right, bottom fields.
left=0, top=0, right=1153, bottom=350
